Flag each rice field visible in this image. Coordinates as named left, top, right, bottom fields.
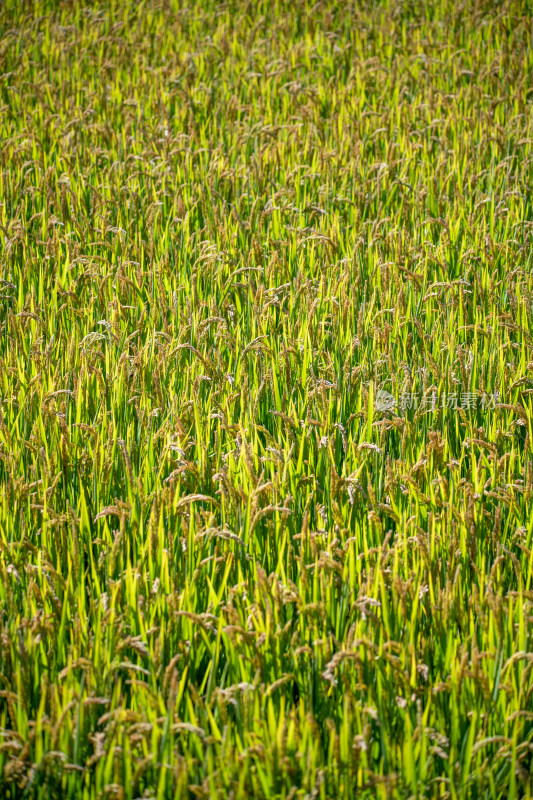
left=1, top=1, right=533, bottom=797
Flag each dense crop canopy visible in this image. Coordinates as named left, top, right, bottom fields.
left=0, top=1, right=532, bottom=797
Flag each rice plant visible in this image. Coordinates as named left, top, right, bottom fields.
left=0, top=1, right=532, bottom=797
